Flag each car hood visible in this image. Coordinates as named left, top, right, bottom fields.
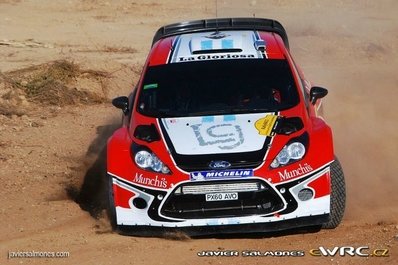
left=160, top=113, right=277, bottom=155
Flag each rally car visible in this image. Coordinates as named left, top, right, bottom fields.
left=107, top=18, right=346, bottom=235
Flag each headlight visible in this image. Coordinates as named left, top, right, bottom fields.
left=270, top=142, right=306, bottom=168
left=134, top=150, right=170, bottom=174
left=287, top=142, right=306, bottom=159
left=135, top=150, right=153, bottom=168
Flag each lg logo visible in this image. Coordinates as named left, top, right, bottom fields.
left=190, top=123, right=244, bottom=150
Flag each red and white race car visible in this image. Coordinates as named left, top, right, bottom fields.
left=107, top=18, right=346, bottom=236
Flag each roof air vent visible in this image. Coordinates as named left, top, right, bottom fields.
left=254, top=39, right=266, bottom=51
left=190, top=33, right=243, bottom=55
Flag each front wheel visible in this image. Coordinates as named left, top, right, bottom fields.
left=322, top=158, right=346, bottom=229
left=107, top=173, right=117, bottom=230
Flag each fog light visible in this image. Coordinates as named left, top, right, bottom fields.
left=133, top=197, right=147, bottom=209
left=298, top=188, right=314, bottom=201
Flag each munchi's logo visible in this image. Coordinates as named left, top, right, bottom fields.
left=134, top=173, right=167, bottom=189
left=190, top=123, right=244, bottom=150
left=278, top=163, right=313, bottom=181
left=255, top=115, right=278, bottom=136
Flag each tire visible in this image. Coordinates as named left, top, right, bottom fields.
left=107, top=170, right=138, bottom=235
left=322, top=158, right=346, bottom=229
left=107, top=172, right=118, bottom=230
left=107, top=173, right=133, bottom=235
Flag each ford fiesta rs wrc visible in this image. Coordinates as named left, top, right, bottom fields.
left=107, top=18, right=346, bottom=235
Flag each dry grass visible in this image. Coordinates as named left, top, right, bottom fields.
left=1, top=60, right=110, bottom=108
left=0, top=101, right=26, bottom=116
left=78, top=45, right=137, bottom=54
left=102, top=46, right=137, bottom=53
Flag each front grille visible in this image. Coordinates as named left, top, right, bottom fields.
left=161, top=179, right=285, bottom=219
left=178, top=182, right=261, bottom=194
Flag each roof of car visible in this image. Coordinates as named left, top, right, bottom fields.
left=148, top=18, right=289, bottom=66
left=152, top=18, right=289, bottom=48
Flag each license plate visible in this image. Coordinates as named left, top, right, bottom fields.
left=205, top=192, right=238, bottom=201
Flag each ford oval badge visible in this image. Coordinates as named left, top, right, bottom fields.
left=208, top=160, right=231, bottom=169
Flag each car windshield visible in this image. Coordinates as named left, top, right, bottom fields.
left=137, top=59, right=299, bottom=117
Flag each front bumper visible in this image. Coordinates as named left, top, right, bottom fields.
left=161, top=178, right=285, bottom=219
left=116, top=214, right=329, bottom=236
left=110, top=165, right=331, bottom=233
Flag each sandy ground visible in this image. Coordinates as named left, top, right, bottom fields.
left=1, top=0, right=398, bottom=264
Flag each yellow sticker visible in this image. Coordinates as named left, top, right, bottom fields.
left=255, top=115, right=278, bottom=136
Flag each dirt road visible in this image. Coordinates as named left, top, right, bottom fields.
left=1, top=1, right=397, bottom=264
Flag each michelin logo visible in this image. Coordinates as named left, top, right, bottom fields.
left=190, top=169, right=253, bottom=181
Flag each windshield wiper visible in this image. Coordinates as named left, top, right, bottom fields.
left=187, top=108, right=276, bottom=116
left=186, top=109, right=233, bottom=116
left=230, top=107, right=273, bottom=114
left=143, top=106, right=284, bottom=118
left=141, top=109, right=185, bottom=118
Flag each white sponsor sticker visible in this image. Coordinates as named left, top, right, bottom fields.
left=162, top=113, right=271, bottom=155
left=191, top=169, right=253, bottom=181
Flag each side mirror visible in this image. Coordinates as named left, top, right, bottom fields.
left=112, top=96, right=129, bottom=115
left=310, top=86, right=328, bottom=105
